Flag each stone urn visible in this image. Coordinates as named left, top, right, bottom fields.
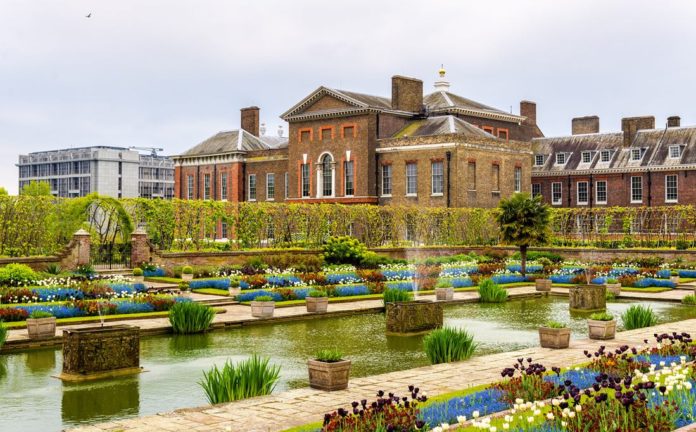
left=132, top=275, right=144, bottom=283
left=228, top=287, right=241, bottom=297
left=535, top=279, right=552, bottom=292
left=539, top=327, right=570, bottom=349
left=385, top=300, right=443, bottom=334
left=27, top=316, right=56, bottom=340
left=670, top=276, right=680, bottom=285
left=307, top=359, right=351, bottom=391
left=435, top=287, right=454, bottom=301
left=569, top=285, right=606, bottom=311
left=251, top=301, right=275, bottom=318
left=587, top=319, right=616, bottom=340
left=306, top=296, right=329, bottom=313
left=181, top=273, right=193, bottom=282
left=604, top=283, right=621, bottom=296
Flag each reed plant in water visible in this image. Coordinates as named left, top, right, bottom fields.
left=478, top=278, right=508, bottom=303
left=423, top=327, right=477, bottom=364
left=169, top=301, right=215, bottom=334
left=200, top=354, right=280, bottom=404
left=621, top=304, right=657, bottom=330
left=382, top=288, right=413, bottom=305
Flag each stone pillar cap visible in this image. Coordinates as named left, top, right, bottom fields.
left=73, top=228, right=90, bottom=236
left=132, top=227, right=148, bottom=235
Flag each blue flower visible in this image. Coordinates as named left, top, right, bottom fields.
left=189, top=279, right=231, bottom=290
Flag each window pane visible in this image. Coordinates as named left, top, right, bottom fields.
left=514, top=167, right=521, bottom=192
left=322, top=155, right=333, bottom=196
left=596, top=181, right=607, bottom=203
left=532, top=183, right=541, bottom=197
left=666, top=175, right=678, bottom=202
left=267, top=173, right=275, bottom=199
left=431, top=161, right=443, bottom=194
left=577, top=181, right=588, bottom=204
left=301, top=164, right=310, bottom=197
left=248, top=174, right=256, bottom=200
left=344, top=161, right=354, bottom=196
left=631, top=176, right=642, bottom=202
left=467, top=162, right=476, bottom=190
left=406, top=163, right=417, bottom=195
left=552, top=182, right=562, bottom=204
left=382, top=165, right=392, bottom=195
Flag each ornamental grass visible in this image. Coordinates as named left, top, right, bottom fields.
left=0, top=321, right=6, bottom=349
left=622, top=304, right=658, bottom=330
left=382, top=287, right=413, bottom=305
left=168, top=301, right=215, bottom=334
left=423, top=327, right=477, bottom=365
left=477, top=278, right=508, bottom=303
left=199, top=354, right=280, bottom=404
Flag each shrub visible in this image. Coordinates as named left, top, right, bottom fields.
left=262, top=253, right=324, bottom=273
left=621, top=305, right=657, bottom=330
left=315, top=349, right=343, bottom=362
left=199, top=354, right=280, bottom=404
left=29, top=310, right=53, bottom=319
left=322, top=236, right=368, bottom=265
left=589, top=312, right=614, bottom=321
left=511, top=250, right=563, bottom=263
left=307, top=289, right=327, bottom=298
left=477, top=279, right=508, bottom=303
left=683, top=295, right=696, bottom=305
left=383, top=288, right=413, bottom=305
left=357, top=251, right=395, bottom=269
left=132, top=268, right=144, bottom=277
left=0, top=321, right=6, bottom=348
left=0, top=263, right=39, bottom=287
left=605, top=291, right=616, bottom=301
left=168, top=302, right=216, bottom=334
left=182, top=266, right=193, bottom=275
left=423, top=327, right=477, bottom=364
left=545, top=320, right=566, bottom=329
left=676, top=238, right=690, bottom=250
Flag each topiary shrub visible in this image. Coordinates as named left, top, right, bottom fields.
left=322, top=236, right=368, bottom=265
left=132, top=268, right=144, bottom=277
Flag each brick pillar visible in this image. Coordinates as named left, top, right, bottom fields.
left=131, top=227, right=151, bottom=267
left=73, top=229, right=91, bottom=267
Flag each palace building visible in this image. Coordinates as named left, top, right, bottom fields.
left=173, top=70, right=543, bottom=208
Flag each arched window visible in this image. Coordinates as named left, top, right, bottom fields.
left=321, top=154, right=333, bottom=197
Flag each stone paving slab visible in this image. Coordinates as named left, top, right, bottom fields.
left=67, top=318, right=696, bottom=432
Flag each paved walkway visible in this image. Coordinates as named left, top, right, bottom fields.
left=68, top=318, right=696, bottom=432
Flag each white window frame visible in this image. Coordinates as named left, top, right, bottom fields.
left=220, top=173, right=228, bottom=201
left=284, top=172, right=289, bottom=199
left=581, top=151, right=593, bottom=164
left=431, top=161, right=444, bottom=196
left=534, top=155, right=545, bottom=166
left=599, top=150, right=612, bottom=163
left=317, top=153, right=335, bottom=198
left=630, top=176, right=643, bottom=203
left=669, top=145, right=682, bottom=159
left=187, top=175, right=194, bottom=200
left=203, top=174, right=211, bottom=200
left=514, top=167, right=522, bottom=192
left=532, top=183, right=541, bottom=197
left=248, top=174, right=257, bottom=201
left=381, top=164, right=392, bottom=197
left=552, top=182, right=562, bottom=205
left=555, top=153, right=567, bottom=165
left=406, top=162, right=417, bottom=196
left=576, top=181, right=589, bottom=205
left=630, top=148, right=644, bottom=161
left=595, top=180, right=607, bottom=205
left=344, top=160, right=354, bottom=197
left=266, top=173, right=275, bottom=201
left=301, top=164, right=310, bottom=198
left=665, top=174, right=678, bottom=203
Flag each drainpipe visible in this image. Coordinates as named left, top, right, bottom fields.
left=196, top=166, right=200, bottom=199
left=567, top=175, right=572, bottom=207
left=589, top=173, right=593, bottom=208
left=446, top=151, right=452, bottom=207
left=647, top=169, right=652, bottom=207
left=213, top=165, right=217, bottom=200
left=375, top=153, right=380, bottom=197
left=242, top=162, right=246, bottom=202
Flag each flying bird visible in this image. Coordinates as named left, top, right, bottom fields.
left=86, top=13, right=91, bottom=18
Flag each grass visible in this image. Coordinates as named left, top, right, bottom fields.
left=144, top=276, right=182, bottom=283
left=423, top=327, right=477, bottom=364
left=169, top=301, right=216, bottom=334
left=383, top=288, right=414, bottom=305
left=621, top=287, right=673, bottom=293
left=315, top=349, right=343, bottom=362
left=682, top=294, right=696, bottom=305
left=199, top=354, right=280, bottom=404
left=0, top=322, right=6, bottom=348
left=192, top=288, right=230, bottom=296
left=477, top=279, right=508, bottom=303
left=621, top=304, right=658, bottom=330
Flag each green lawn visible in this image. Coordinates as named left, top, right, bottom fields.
left=192, top=288, right=230, bottom=296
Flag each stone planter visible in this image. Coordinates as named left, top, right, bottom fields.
left=27, top=316, right=56, bottom=340
left=538, top=327, right=571, bottom=349
left=178, top=290, right=191, bottom=298
left=307, top=359, right=351, bottom=391
left=132, top=275, right=144, bottom=283
left=569, top=284, right=606, bottom=311
left=604, top=283, right=621, bottom=296
left=435, top=287, right=454, bottom=301
left=306, top=296, right=329, bottom=313
left=61, top=325, right=141, bottom=381
left=251, top=301, right=275, bottom=318
left=181, top=273, right=193, bottom=282
left=670, top=276, right=680, bottom=285
left=228, top=287, right=241, bottom=297
left=385, top=300, right=443, bottom=334
left=535, top=279, right=552, bottom=292
left=587, top=319, right=616, bottom=340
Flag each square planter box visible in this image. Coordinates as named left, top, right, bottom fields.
left=307, top=359, right=351, bottom=391
left=385, top=300, right=443, bottom=334
left=181, top=273, right=193, bottom=282
left=535, top=279, right=552, bottom=292
left=539, top=327, right=570, bottom=349
left=588, top=319, right=616, bottom=340
left=228, top=287, right=241, bottom=297
left=670, top=276, right=680, bottom=285
left=306, top=297, right=329, bottom=313
left=435, top=287, right=454, bottom=301
left=251, top=301, right=275, bottom=318
left=132, top=275, right=144, bottom=283
left=605, top=283, right=621, bottom=296
left=27, top=317, right=56, bottom=340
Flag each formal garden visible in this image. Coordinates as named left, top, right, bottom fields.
left=0, top=194, right=696, bottom=431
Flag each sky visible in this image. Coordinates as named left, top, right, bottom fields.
left=1, top=0, right=695, bottom=194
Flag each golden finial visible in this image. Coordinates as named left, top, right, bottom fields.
left=438, top=64, right=446, bottom=78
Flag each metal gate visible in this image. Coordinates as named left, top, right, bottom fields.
left=90, top=242, right=131, bottom=270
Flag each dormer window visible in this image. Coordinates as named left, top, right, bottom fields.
left=630, top=148, right=644, bottom=161
left=534, top=155, right=545, bottom=166
left=669, top=145, right=682, bottom=159
left=600, top=150, right=612, bottom=163
left=555, top=153, right=567, bottom=165
left=581, top=151, right=593, bottom=164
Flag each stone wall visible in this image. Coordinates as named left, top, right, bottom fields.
left=0, top=229, right=90, bottom=271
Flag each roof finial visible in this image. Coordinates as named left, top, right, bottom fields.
left=434, top=65, right=450, bottom=92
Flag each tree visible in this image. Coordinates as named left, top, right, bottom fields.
left=495, top=193, right=550, bottom=275
left=20, top=181, right=51, bottom=196
left=0, top=187, right=8, bottom=196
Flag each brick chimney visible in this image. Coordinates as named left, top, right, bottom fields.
left=667, top=116, right=681, bottom=128
left=520, top=101, right=536, bottom=125
left=241, top=106, right=260, bottom=137
left=572, top=116, right=600, bottom=135
left=621, top=116, right=655, bottom=147
left=391, top=75, right=423, bottom=112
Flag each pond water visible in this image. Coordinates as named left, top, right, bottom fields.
left=1, top=297, right=695, bottom=431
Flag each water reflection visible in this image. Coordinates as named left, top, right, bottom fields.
left=168, top=333, right=213, bottom=353
left=25, top=348, right=56, bottom=373
left=62, top=377, right=140, bottom=424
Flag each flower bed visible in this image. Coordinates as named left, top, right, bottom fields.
left=189, top=279, right=231, bottom=290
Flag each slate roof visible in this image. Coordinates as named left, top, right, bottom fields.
left=532, top=126, right=696, bottom=174
left=392, top=115, right=497, bottom=139
left=177, top=129, right=288, bottom=158
left=423, top=91, right=525, bottom=123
